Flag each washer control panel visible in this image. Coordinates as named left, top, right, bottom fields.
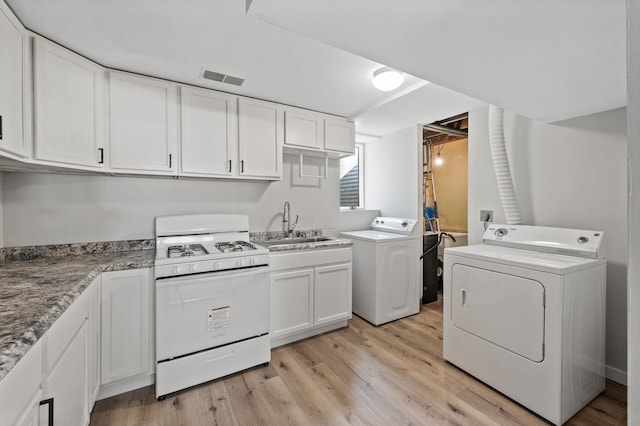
left=371, top=217, right=418, bottom=235
left=483, top=224, right=604, bottom=259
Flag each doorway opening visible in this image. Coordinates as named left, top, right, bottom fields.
left=421, top=112, right=469, bottom=303
left=422, top=112, right=469, bottom=234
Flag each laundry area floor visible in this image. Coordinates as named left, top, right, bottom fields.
left=90, top=300, right=627, bottom=425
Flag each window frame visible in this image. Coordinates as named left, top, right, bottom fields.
left=339, top=142, right=365, bottom=210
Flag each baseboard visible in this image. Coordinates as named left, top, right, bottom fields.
left=271, top=320, right=348, bottom=348
left=606, top=365, right=627, bottom=386
left=96, top=373, right=155, bottom=401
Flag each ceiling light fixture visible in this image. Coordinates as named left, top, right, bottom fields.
left=372, top=67, right=404, bottom=91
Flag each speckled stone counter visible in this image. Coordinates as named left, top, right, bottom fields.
left=0, top=246, right=155, bottom=383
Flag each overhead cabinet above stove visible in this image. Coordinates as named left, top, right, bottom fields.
left=0, top=14, right=352, bottom=180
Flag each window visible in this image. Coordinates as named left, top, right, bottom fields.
left=340, top=143, right=364, bottom=209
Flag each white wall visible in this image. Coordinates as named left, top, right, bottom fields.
left=628, top=0, right=639, bottom=420
left=337, top=209, right=380, bottom=232
left=2, top=154, right=340, bottom=246
left=364, top=125, right=421, bottom=222
left=469, top=106, right=628, bottom=383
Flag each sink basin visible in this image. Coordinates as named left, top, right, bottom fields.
left=258, top=236, right=333, bottom=245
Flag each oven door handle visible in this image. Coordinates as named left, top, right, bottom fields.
left=155, top=265, right=270, bottom=287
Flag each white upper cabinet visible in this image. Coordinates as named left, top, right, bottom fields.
left=180, top=86, right=237, bottom=177
left=0, top=3, right=28, bottom=157
left=324, top=117, right=355, bottom=154
left=284, top=107, right=322, bottom=150
left=107, top=71, right=177, bottom=174
left=283, top=106, right=355, bottom=155
left=33, top=37, right=104, bottom=168
left=238, top=98, right=283, bottom=179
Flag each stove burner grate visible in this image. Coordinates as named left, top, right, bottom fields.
left=215, top=241, right=257, bottom=253
left=167, top=244, right=209, bottom=258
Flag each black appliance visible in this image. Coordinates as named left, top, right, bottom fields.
left=421, top=232, right=456, bottom=304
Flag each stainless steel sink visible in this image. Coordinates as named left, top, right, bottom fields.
left=258, top=236, right=333, bottom=245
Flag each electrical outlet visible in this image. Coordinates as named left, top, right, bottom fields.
left=480, top=210, right=493, bottom=222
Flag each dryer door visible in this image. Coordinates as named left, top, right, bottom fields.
left=450, top=264, right=545, bottom=362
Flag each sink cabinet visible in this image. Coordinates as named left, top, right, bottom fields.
left=269, top=247, right=352, bottom=347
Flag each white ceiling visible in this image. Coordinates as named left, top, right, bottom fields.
left=6, top=0, right=625, bottom=137
left=249, top=0, right=627, bottom=123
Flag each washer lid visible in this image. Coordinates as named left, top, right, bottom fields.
left=339, top=230, right=417, bottom=242
left=445, top=244, right=606, bottom=275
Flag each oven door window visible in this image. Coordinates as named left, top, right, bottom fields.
left=155, top=267, right=269, bottom=361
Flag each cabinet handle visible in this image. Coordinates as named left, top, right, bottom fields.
left=169, top=154, right=172, bottom=169
left=0, top=115, right=3, bottom=140
left=98, top=148, right=104, bottom=164
left=228, top=159, right=232, bottom=173
left=460, top=288, right=467, bottom=307
left=241, top=160, right=244, bottom=173
left=40, top=398, right=54, bottom=426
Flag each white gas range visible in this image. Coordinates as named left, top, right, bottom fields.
left=154, top=214, right=270, bottom=400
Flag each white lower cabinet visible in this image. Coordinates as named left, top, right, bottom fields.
left=269, top=247, right=352, bottom=347
left=0, top=340, right=42, bottom=426
left=0, top=269, right=151, bottom=426
left=43, top=321, right=89, bottom=426
left=40, top=283, right=92, bottom=426
left=314, top=263, right=352, bottom=326
left=99, top=268, right=154, bottom=399
left=271, top=269, right=314, bottom=338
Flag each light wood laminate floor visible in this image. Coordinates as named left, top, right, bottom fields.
left=91, top=299, right=627, bottom=425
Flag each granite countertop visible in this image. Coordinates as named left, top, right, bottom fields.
left=0, top=248, right=155, bottom=383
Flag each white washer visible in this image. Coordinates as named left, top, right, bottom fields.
left=443, top=224, right=606, bottom=425
left=340, top=217, right=421, bottom=325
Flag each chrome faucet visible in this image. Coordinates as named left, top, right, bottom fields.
left=283, top=201, right=299, bottom=239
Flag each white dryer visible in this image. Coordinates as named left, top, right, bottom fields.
left=444, top=224, right=606, bottom=425
left=340, top=217, right=421, bottom=325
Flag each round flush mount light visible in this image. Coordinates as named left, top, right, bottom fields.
left=372, top=67, right=404, bottom=91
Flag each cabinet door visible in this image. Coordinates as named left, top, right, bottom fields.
left=238, top=98, right=282, bottom=179
left=101, top=268, right=152, bottom=384
left=324, top=118, right=355, bottom=154
left=284, top=108, right=322, bottom=149
left=0, top=340, right=42, bottom=426
left=33, top=38, right=104, bottom=168
left=108, top=71, right=177, bottom=174
left=270, top=269, right=314, bottom=338
left=314, top=263, right=352, bottom=326
left=0, top=4, right=28, bottom=157
left=43, top=321, right=89, bottom=426
left=180, top=86, right=237, bottom=176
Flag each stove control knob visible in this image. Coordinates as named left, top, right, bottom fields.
left=495, top=228, right=508, bottom=237
left=189, top=264, right=195, bottom=273
left=249, top=257, right=256, bottom=265
left=171, top=266, right=178, bottom=275
left=213, top=262, right=220, bottom=270
left=236, top=259, right=244, bottom=267
left=176, top=265, right=188, bottom=275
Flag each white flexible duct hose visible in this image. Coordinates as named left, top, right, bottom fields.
left=488, top=105, right=522, bottom=225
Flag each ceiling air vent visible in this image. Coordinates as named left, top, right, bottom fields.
left=202, top=69, right=245, bottom=86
